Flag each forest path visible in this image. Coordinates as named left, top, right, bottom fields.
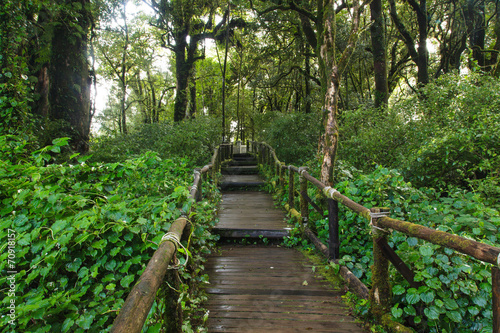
left=204, top=153, right=366, bottom=332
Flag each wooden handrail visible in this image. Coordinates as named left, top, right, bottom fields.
left=111, top=144, right=226, bottom=333
left=250, top=140, right=500, bottom=330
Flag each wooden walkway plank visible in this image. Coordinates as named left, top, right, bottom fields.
left=214, top=191, right=290, bottom=238
left=204, top=245, right=366, bottom=332
left=205, top=154, right=366, bottom=332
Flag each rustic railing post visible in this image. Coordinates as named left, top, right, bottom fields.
left=194, top=168, right=202, bottom=202
left=493, top=266, right=500, bottom=332
left=299, top=167, right=309, bottom=228
left=275, top=160, right=280, bottom=183
left=370, top=207, right=392, bottom=316
left=279, top=164, right=285, bottom=194
left=164, top=269, right=182, bottom=332
left=288, top=167, right=295, bottom=210
left=328, top=198, right=340, bottom=260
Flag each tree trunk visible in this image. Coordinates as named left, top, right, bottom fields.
left=318, top=1, right=339, bottom=186
left=174, top=30, right=189, bottom=122
left=49, top=0, right=91, bottom=153
left=416, top=0, right=429, bottom=85
left=370, top=0, right=388, bottom=107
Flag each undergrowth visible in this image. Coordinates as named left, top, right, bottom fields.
left=259, top=158, right=500, bottom=332
left=0, top=136, right=220, bottom=332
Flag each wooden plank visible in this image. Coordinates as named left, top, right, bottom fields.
left=204, top=245, right=366, bottom=332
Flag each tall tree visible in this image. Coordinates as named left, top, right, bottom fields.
left=370, top=0, right=389, bottom=107
left=148, top=0, right=231, bottom=122
left=388, top=0, right=430, bottom=86
left=253, top=0, right=365, bottom=185
left=48, top=0, right=93, bottom=152
left=97, top=0, right=133, bottom=134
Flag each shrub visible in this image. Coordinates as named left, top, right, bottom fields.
left=256, top=112, right=322, bottom=166
left=90, top=116, right=222, bottom=167
left=0, top=136, right=219, bottom=332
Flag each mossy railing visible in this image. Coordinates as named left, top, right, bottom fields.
left=110, top=143, right=232, bottom=333
left=249, top=140, right=500, bottom=332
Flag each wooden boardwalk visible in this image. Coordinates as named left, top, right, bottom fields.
left=205, top=153, right=366, bottom=332
left=205, top=246, right=366, bottom=332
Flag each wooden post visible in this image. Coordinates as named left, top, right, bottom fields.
left=369, top=207, right=392, bottom=316
left=194, top=168, right=202, bottom=202
left=328, top=198, right=340, bottom=260
left=212, top=148, right=218, bottom=182
left=299, top=167, right=309, bottom=228
left=288, top=167, right=294, bottom=210
left=164, top=269, right=182, bottom=332
left=275, top=161, right=280, bottom=183
left=493, top=266, right=500, bottom=333
left=279, top=164, right=285, bottom=194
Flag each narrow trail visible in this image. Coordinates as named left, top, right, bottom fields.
left=204, top=152, right=366, bottom=332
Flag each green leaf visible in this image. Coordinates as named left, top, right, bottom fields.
left=446, top=310, right=462, bottom=323
left=75, top=313, right=94, bottom=330
left=419, top=244, right=434, bottom=256
left=92, top=239, right=108, bottom=250
left=420, top=290, right=435, bottom=303
left=62, top=318, right=75, bottom=333
left=406, top=288, right=420, bottom=304
left=391, top=305, right=403, bottom=318
left=473, top=295, right=488, bottom=307
left=424, top=306, right=440, bottom=320
left=443, top=298, right=458, bottom=310
left=120, top=275, right=135, bottom=288
left=404, top=305, right=416, bottom=316
left=392, top=285, right=405, bottom=295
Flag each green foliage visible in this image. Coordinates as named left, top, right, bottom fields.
left=90, top=116, right=222, bottom=167
left=264, top=156, right=499, bottom=332
left=338, top=72, right=500, bottom=202
left=255, top=112, right=322, bottom=165
left=0, top=1, right=33, bottom=135
left=0, top=135, right=219, bottom=332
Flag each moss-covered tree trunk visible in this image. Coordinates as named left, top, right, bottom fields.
left=49, top=0, right=92, bottom=153
left=317, top=0, right=361, bottom=186
left=173, top=29, right=189, bottom=122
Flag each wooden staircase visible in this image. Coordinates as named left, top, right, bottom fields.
left=205, top=151, right=366, bottom=332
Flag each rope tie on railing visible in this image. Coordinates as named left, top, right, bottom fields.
left=322, top=186, right=339, bottom=198
left=160, top=231, right=189, bottom=269
left=370, top=212, right=391, bottom=234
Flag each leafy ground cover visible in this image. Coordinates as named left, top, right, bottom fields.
left=0, top=135, right=219, bottom=332
left=262, top=161, right=500, bottom=332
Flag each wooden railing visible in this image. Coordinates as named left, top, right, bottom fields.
left=249, top=141, right=500, bottom=331
left=111, top=143, right=231, bottom=333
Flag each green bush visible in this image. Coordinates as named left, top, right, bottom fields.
left=0, top=136, right=219, bottom=332
left=256, top=112, right=322, bottom=165
left=338, top=72, right=500, bottom=200
left=90, top=116, right=222, bottom=167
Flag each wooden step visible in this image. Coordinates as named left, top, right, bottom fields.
left=222, top=165, right=259, bottom=175
left=219, top=175, right=265, bottom=190
left=214, top=191, right=289, bottom=239
left=204, top=245, right=366, bottom=333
